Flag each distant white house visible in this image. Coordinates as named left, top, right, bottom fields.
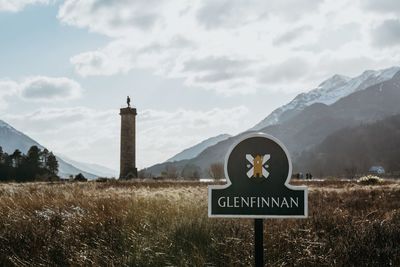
left=369, top=166, right=385, bottom=174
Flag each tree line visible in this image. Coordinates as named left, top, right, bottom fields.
left=296, top=114, right=400, bottom=178
left=0, top=146, right=59, bottom=182
left=139, top=162, right=225, bottom=180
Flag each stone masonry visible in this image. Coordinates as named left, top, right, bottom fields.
left=119, top=107, right=137, bottom=179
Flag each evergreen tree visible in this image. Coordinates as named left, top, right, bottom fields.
left=11, top=149, right=22, bottom=168
left=3, top=153, right=12, bottom=181
left=0, top=146, right=59, bottom=182
left=0, top=147, right=5, bottom=181
left=27, top=146, right=41, bottom=163
left=25, top=146, right=42, bottom=179
left=46, top=152, right=59, bottom=176
left=0, top=146, right=4, bottom=163
left=40, top=148, right=49, bottom=168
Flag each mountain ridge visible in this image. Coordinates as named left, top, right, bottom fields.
left=59, top=155, right=118, bottom=178
left=250, top=66, right=400, bottom=130
left=146, top=68, right=400, bottom=177
left=0, top=119, right=99, bottom=179
left=166, top=133, right=231, bottom=162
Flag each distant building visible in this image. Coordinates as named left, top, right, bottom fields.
left=369, top=166, right=385, bottom=174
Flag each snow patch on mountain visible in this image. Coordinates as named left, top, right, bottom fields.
left=0, top=120, right=25, bottom=136
left=250, top=66, right=400, bottom=130
left=0, top=120, right=13, bottom=130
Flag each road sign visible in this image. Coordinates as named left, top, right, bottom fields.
left=208, top=133, right=308, bottom=218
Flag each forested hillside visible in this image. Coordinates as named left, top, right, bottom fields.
left=296, top=114, right=400, bottom=177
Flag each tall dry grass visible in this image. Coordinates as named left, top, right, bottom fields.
left=0, top=180, right=399, bottom=266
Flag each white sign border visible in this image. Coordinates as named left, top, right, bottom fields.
left=208, top=132, right=308, bottom=218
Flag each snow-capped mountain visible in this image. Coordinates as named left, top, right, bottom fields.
left=147, top=69, right=400, bottom=176
left=250, top=66, right=400, bottom=130
left=0, top=119, right=45, bottom=155
left=60, top=155, right=118, bottom=178
left=166, top=134, right=231, bottom=162
left=0, top=119, right=101, bottom=179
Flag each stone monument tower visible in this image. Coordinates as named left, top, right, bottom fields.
left=119, top=96, right=137, bottom=179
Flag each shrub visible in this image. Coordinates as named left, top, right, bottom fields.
left=357, top=175, right=383, bottom=185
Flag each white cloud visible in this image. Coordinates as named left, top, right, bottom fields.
left=258, top=58, right=310, bottom=84
left=315, top=55, right=399, bottom=79
left=371, top=19, right=400, bottom=48
left=297, top=23, right=362, bottom=52
left=58, top=0, right=326, bottom=95
left=138, top=106, right=250, bottom=166
left=0, top=0, right=49, bottom=12
left=361, top=0, right=400, bottom=15
left=59, top=0, right=400, bottom=95
left=0, top=76, right=82, bottom=107
left=196, top=0, right=320, bottom=29
left=5, top=105, right=250, bottom=169
left=57, top=0, right=170, bottom=37
left=70, top=43, right=134, bottom=76
left=0, top=79, right=18, bottom=109
left=20, top=76, right=82, bottom=101
left=273, top=26, right=312, bottom=46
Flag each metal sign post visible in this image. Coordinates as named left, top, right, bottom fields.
left=254, top=219, right=263, bottom=267
left=208, top=133, right=308, bottom=266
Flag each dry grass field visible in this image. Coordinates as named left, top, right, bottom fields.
left=0, top=179, right=399, bottom=266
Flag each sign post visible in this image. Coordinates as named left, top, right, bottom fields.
left=254, top=218, right=263, bottom=267
left=208, top=133, right=308, bottom=266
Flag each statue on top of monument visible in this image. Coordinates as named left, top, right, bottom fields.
left=127, top=96, right=131, bottom=108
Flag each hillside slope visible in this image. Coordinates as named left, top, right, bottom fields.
left=166, top=134, right=231, bottom=162
left=147, top=70, right=400, bottom=177
left=0, top=120, right=96, bottom=179
left=250, top=66, right=400, bottom=130
left=296, top=114, right=400, bottom=177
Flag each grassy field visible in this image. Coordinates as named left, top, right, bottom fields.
left=0, top=179, right=399, bottom=266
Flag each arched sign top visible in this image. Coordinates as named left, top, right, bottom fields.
left=209, top=132, right=308, bottom=218
left=224, top=133, right=292, bottom=187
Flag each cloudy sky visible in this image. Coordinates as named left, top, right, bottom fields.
left=0, top=0, right=399, bottom=171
